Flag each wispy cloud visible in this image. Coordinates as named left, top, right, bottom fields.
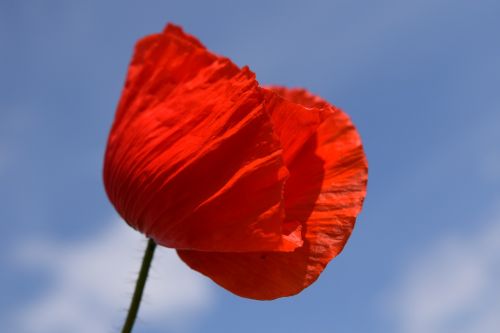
left=385, top=203, right=500, bottom=333
left=9, top=221, right=214, bottom=333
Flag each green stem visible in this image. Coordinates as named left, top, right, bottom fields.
left=122, top=238, right=157, bottom=333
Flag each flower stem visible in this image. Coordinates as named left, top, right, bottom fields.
left=122, top=238, right=157, bottom=333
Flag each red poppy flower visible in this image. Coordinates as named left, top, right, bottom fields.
left=104, top=23, right=368, bottom=300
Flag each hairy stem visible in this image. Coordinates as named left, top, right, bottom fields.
left=122, top=238, right=156, bottom=333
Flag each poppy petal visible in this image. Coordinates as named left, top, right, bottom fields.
left=178, top=87, right=368, bottom=299
left=104, top=25, right=303, bottom=252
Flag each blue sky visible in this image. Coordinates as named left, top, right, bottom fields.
left=1, top=1, right=500, bottom=332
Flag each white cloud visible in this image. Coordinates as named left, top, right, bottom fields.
left=10, top=220, right=214, bottom=333
left=385, top=205, right=500, bottom=333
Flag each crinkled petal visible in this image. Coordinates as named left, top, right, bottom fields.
left=104, top=25, right=302, bottom=252
left=178, top=87, right=368, bottom=299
